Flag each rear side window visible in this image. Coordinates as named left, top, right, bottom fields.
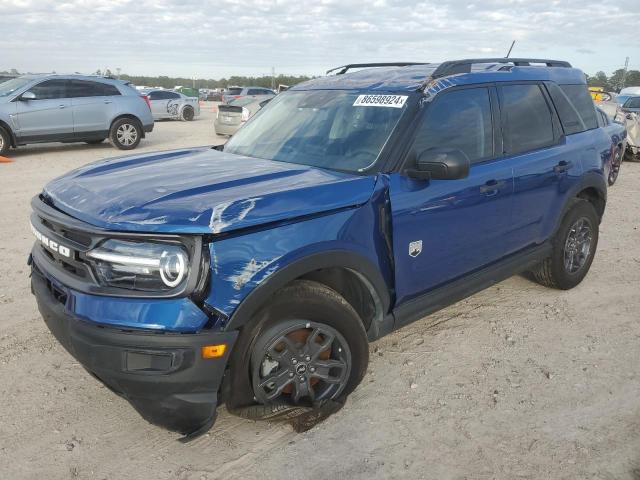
left=413, top=87, right=493, bottom=163
left=248, top=89, right=263, bottom=95
left=559, top=84, right=598, bottom=131
left=68, top=80, right=121, bottom=97
left=500, top=84, right=555, bottom=155
left=29, top=79, right=69, bottom=99
left=227, top=88, right=243, bottom=95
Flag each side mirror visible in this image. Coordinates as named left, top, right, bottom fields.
left=20, top=91, right=36, bottom=101
left=406, top=147, right=470, bottom=180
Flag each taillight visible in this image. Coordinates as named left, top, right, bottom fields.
left=142, top=95, right=151, bottom=109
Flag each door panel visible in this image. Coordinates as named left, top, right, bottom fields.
left=389, top=161, right=513, bottom=304
left=388, top=86, right=513, bottom=305
left=15, top=79, right=73, bottom=140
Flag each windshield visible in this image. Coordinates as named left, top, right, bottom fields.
left=616, top=95, right=632, bottom=105
left=0, top=77, right=32, bottom=97
left=224, top=90, right=408, bottom=172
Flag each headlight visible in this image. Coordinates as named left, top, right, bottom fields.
left=86, top=239, right=190, bottom=292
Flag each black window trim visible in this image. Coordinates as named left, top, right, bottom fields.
left=396, top=83, right=500, bottom=174
left=496, top=80, right=563, bottom=157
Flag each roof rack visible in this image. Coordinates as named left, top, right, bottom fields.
left=430, top=58, right=572, bottom=79
left=326, top=62, right=428, bottom=75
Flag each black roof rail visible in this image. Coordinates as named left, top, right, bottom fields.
left=326, top=62, right=428, bottom=75
left=431, top=58, right=572, bottom=79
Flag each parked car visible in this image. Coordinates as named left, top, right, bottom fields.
left=142, top=89, right=200, bottom=121
left=618, top=96, right=640, bottom=159
left=30, top=58, right=612, bottom=439
left=214, top=97, right=271, bottom=136
left=0, top=75, right=153, bottom=155
left=221, top=86, right=275, bottom=104
left=596, top=107, right=627, bottom=185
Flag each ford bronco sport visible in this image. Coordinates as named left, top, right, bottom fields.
left=30, top=58, right=613, bottom=438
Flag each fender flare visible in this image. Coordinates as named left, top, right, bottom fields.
left=223, top=250, right=391, bottom=332
left=553, top=171, right=607, bottom=236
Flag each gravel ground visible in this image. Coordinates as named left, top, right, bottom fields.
left=1, top=106, right=639, bottom=480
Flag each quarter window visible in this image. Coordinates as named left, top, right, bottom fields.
left=413, top=87, right=493, bottom=163
left=500, top=84, right=555, bottom=155
left=559, top=85, right=598, bottom=130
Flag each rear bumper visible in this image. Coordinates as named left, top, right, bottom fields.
left=214, top=119, right=240, bottom=136
left=31, top=262, right=237, bottom=436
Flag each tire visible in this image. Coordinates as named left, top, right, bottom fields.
left=530, top=199, right=599, bottom=290
left=182, top=106, right=195, bottom=121
left=85, top=138, right=106, bottom=145
left=109, top=118, right=142, bottom=150
left=608, top=147, right=622, bottom=186
left=226, top=280, right=369, bottom=420
left=0, top=126, right=10, bottom=156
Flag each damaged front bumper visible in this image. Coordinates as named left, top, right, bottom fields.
left=31, top=260, right=237, bottom=437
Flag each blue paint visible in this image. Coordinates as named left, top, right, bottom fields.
left=34, top=61, right=612, bottom=333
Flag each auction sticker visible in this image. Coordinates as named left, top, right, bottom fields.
left=353, top=94, right=408, bottom=108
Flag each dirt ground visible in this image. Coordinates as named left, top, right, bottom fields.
left=1, top=106, right=639, bottom=480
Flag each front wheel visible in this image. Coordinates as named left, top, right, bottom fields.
left=226, top=280, right=369, bottom=425
left=109, top=118, right=142, bottom=150
left=0, top=127, right=10, bottom=156
left=530, top=199, right=599, bottom=290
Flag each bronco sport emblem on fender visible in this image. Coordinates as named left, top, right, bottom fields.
left=409, top=240, right=422, bottom=258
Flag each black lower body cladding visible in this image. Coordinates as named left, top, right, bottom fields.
left=31, top=264, right=237, bottom=436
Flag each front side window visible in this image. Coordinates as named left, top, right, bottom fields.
left=29, top=79, right=69, bottom=100
left=413, top=87, right=493, bottom=163
left=501, top=84, right=555, bottom=154
left=224, top=90, right=408, bottom=172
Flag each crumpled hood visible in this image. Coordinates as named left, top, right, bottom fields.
left=43, top=147, right=377, bottom=234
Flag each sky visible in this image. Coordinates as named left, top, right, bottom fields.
left=1, top=0, right=638, bottom=79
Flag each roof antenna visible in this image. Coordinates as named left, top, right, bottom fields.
left=506, top=40, right=516, bottom=58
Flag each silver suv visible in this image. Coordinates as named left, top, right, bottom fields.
left=0, top=75, right=154, bottom=155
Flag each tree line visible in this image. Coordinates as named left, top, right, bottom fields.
left=586, top=69, right=640, bottom=92
left=94, top=69, right=312, bottom=89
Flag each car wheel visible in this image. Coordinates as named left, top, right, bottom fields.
left=109, top=118, right=141, bottom=150
left=0, top=127, right=10, bottom=156
left=530, top=199, right=599, bottom=290
left=226, top=280, right=369, bottom=425
left=182, top=106, right=195, bottom=121
left=608, top=147, right=623, bottom=186
left=85, top=138, right=106, bottom=145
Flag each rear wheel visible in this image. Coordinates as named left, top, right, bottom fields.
left=182, top=106, right=195, bottom=121
left=608, top=147, right=622, bottom=185
left=226, top=280, right=369, bottom=426
left=0, top=127, right=10, bottom=156
left=530, top=199, right=599, bottom=290
left=109, top=118, right=141, bottom=150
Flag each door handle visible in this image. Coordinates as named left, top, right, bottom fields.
left=104, top=100, right=113, bottom=104
left=554, top=160, right=573, bottom=173
left=479, top=179, right=506, bottom=194
left=59, top=105, right=66, bottom=109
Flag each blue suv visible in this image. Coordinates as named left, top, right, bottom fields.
left=30, top=58, right=614, bottom=438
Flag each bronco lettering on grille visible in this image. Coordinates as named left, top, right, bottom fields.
left=31, top=222, right=72, bottom=258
